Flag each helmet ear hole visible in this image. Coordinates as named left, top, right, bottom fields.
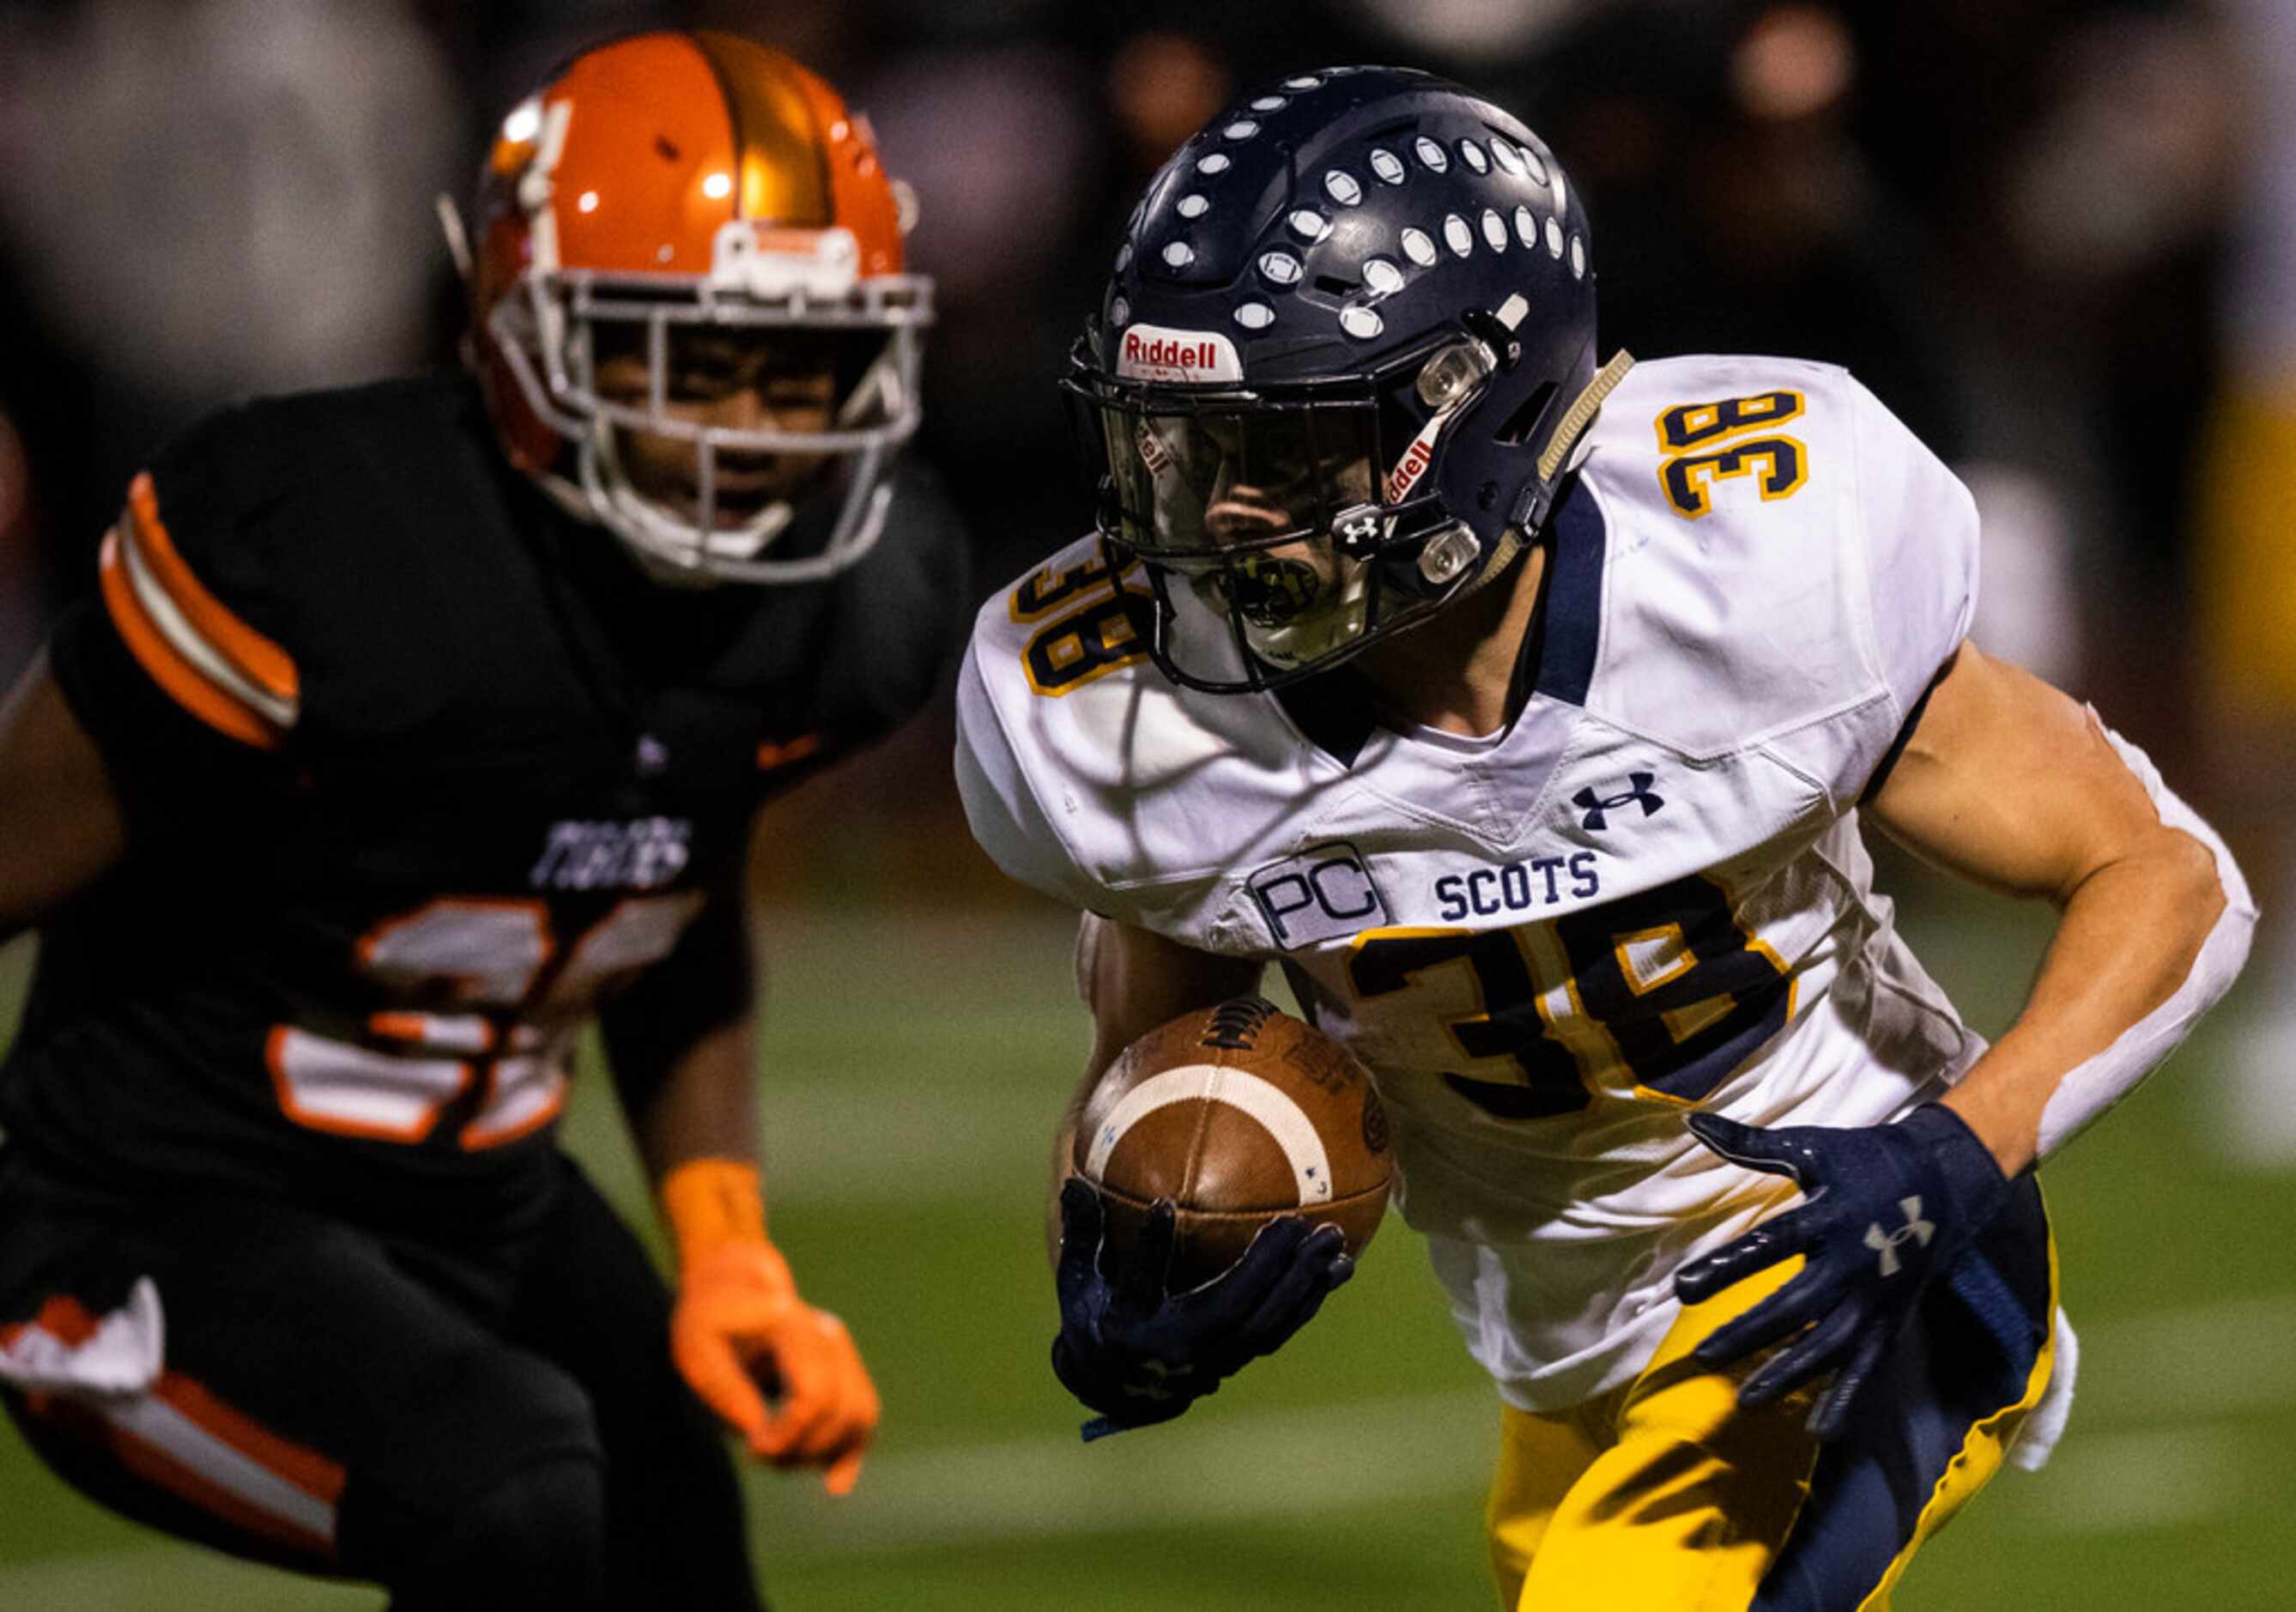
left=1492, top=382, right=1560, bottom=448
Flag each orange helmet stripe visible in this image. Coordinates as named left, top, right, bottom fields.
left=690, top=31, right=833, bottom=228
left=777, top=47, right=906, bottom=276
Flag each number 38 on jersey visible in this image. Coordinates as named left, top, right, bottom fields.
left=1654, top=388, right=1810, bottom=520
left=1330, top=872, right=1796, bottom=1121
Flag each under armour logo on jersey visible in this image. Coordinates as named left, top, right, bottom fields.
left=1573, top=773, right=1664, bottom=831
left=1863, top=1197, right=1936, bottom=1277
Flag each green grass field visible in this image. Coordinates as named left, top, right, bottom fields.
left=1, top=875, right=2291, bottom=1609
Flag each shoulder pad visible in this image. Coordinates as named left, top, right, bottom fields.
left=771, top=458, right=973, bottom=758
left=97, top=377, right=554, bottom=758
left=97, top=399, right=318, bottom=751
left=957, top=537, right=1289, bottom=926
left=1572, top=355, right=1976, bottom=803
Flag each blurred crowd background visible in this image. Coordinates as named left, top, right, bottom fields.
left=0, top=0, right=2289, bottom=1138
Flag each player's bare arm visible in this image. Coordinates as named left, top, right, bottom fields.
left=1060, top=913, right=1263, bottom=1147
left=0, top=652, right=128, bottom=942
left=1867, top=644, right=2240, bottom=1173
left=1677, top=645, right=2252, bottom=1435
left=600, top=870, right=879, bottom=1495
left=622, top=1012, right=763, bottom=1181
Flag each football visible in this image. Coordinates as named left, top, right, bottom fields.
left=1072, top=996, right=1392, bottom=1291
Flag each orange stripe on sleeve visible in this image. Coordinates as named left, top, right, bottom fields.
left=124, top=473, right=299, bottom=705
left=100, top=528, right=284, bottom=751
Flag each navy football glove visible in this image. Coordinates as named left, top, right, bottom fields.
left=1051, top=1178, right=1354, bottom=1442
left=1672, top=1103, right=2013, bottom=1440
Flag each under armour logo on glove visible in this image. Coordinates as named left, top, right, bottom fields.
left=1671, top=1104, right=2013, bottom=1440
left=1574, top=773, right=1664, bottom=831
left=1863, top=1197, right=1936, bottom=1276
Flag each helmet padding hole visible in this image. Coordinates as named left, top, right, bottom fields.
left=1493, top=381, right=1560, bottom=447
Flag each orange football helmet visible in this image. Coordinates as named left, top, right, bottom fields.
left=468, top=31, right=930, bottom=582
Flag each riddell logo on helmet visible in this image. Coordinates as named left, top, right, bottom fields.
left=1385, top=418, right=1443, bottom=500
left=1136, top=423, right=1173, bottom=476
left=1116, top=324, right=1245, bottom=384
left=1124, top=332, right=1215, bottom=371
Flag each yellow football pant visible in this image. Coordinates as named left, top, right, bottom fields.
left=1486, top=1250, right=2053, bottom=1612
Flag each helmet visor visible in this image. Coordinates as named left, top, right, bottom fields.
left=1086, top=395, right=1382, bottom=557
left=1071, top=390, right=1409, bottom=685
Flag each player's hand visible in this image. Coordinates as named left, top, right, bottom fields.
left=1051, top=1177, right=1354, bottom=1442
left=671, top=1239, right=880, bottom=1494
left=1673, top=1104, right=2013, bottom=1439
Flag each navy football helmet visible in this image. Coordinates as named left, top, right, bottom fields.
left=1066, top=66, right=1612, bottom=693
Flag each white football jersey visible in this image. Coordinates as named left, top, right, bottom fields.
left=956, top=354, right=1990, bottom=1412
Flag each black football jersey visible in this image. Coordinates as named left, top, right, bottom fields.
left=3, top=373, right=968, bottom=1234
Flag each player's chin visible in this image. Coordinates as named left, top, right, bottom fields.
left=650, top=486, right=777, bottom=530
left=682, top=464, right=830, bottom=528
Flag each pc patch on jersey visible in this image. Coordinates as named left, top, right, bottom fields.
left=1248, top=844, right=1390, bottom=948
